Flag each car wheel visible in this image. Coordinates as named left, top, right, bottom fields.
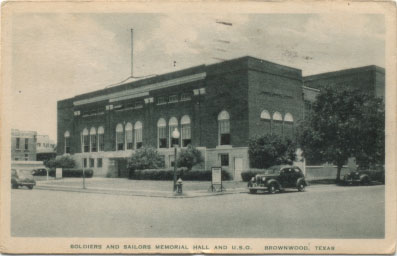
left=12, top=183, right=18, bottom=189
left=27, top=185, right=34, bottom=190
left=268, top=184, right=277, bottom=194
left=249, top=189, right=257, bottom=194
left=297, top=182, right=306, bottom=192
left=361, top=177, right=370, bottom=185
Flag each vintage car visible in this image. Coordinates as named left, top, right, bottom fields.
left=248, top=165, right=307, bottom=194
left=11, top=169, right=36, bottom=189
left=342, top=166, right=385, bottom=185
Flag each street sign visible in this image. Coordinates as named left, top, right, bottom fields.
left=209, top=167, right=225, bottom=192
left=212, top=167, right=222, bottom=185
left=56, top=168, right=62, bottom=179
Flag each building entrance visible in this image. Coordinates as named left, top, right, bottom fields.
left=111, top=158, right=128, bottom=178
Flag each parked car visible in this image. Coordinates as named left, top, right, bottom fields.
left=11, top=169, right=36, bottom=189
left=32, top=168, right=49, bottom=176
left=343, top=166, right=385, bottom=185
left=247, top=165, right=307, bottom=194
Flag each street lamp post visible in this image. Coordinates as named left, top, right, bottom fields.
left=172, top=128, right=180, bottom=191
left=83, top=160, right=86, bottom=189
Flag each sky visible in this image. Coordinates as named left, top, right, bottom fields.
left=10, top=13, right=385, bottom=142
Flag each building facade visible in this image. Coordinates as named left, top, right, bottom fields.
left=57, top=56, right=385, bottom=179
left=36, top=135, right=57, bottom=162
left=11, top=129, right=37, bottom=161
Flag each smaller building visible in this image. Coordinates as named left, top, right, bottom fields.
left=302, top=65, right=385, bottom=118
left=36, top=135, right=57, bottom=162
left=11, top=129, right=37, bottom=161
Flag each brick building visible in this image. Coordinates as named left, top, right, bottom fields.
left=11, top=129, right=37, bottom=161
left=302, top=65, right=385, bottom=114
left=57, top=56, right=384, bottom=179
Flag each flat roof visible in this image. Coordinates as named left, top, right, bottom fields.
left=60, top=56, right=303, bottom=104
left=303, top=65, right=385, bottom=83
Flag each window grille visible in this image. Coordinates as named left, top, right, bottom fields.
left=135, top=121, right=143, bottom=149
left=125, top=123, right=133, bottom=149
left=169, top=95, right=178, bottom=103
left=218, top=111, right=231, bottom=145
left=157, top=96, right=167, bottom=105
left=181, top=115, right=191, bottom=147
left=180, top=93, right=192, bottom=101
left=116, top=124, right=124, bottom=151
left=157, top=118, right=167, bottom=148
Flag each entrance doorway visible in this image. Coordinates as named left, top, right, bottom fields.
left=115, top=158, right=128, bottom=178
left=234, top=158, right=243, bottom=181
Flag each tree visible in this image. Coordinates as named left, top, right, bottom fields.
left=128, top=147, right=165, bottom=171
left=298, top=85, right=384, bottom=182
left=248, top=134, right=297, bottom=169
left=44, top=156, right=76, bottom=169
left=177, top=145, right=204, bottom=170
left=44, top=155, right=76, bottom=169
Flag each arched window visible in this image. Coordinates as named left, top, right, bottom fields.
left=134, top=121, right=143, bottom=149
left=116, top=123, right=124, bottom=151
left=260, top=110, right=271, bottom=120
left=260, top=110, right=271, bottom=134
left=81, top=128, right=89, bottom=152
left=157, top=118, right=167, bottom=148
left=98, top=126, right=104, bottom=151
left=181, top=115, right=191, bottom=147
left=284, top=113, right=294, bottom=138
left=218, top=110, right=230, bottom=145
left=64, top=131, right=70, bottom=154
left=125, top=122, right=133, bottom=150
left=272, top=111, right=283, bottom=136
left=90, top=127, right=97, bottom=152
left=272, top=111, right=282, bottom=121
left=284, top=113, right=294, bottom=122
left=169, top=117, right=179, bottom=147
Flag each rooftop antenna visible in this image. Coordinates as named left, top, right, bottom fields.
left=104, top=28, right=156, bottom=88
left=131, top=28, right=134, bottom=77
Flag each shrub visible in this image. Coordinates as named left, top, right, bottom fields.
left=129, top=169, right=231, bottom=181
left=248, top=134, right=296, bottom=169
left=127, top=147, right=165, bottom=173
left=241, top=169, right=268, bottom=182
left=45, top=155, right=76, bottom=169
left=177, top=145, right=204, bottom=170
left=48, top=168, right=93, bottom=178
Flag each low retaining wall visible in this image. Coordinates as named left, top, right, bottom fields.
left=305, top=166, right=350, bottom=181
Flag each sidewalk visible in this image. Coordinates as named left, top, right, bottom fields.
left=34, top=178, right=248, bottom=198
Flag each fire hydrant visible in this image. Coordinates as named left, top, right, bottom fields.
left=176, top=178, right=183, bottom=194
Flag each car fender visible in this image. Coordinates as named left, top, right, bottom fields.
left=266, top=179, right=280, bottom=188
left=296, top=177, right=307, bottom=186
left=359, top=174, right=370, bottom=182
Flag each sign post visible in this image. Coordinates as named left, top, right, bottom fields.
left=209, top=167, right=225, bottom=192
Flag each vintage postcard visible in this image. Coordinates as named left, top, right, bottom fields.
left=0, top=0, right=396, bottom=255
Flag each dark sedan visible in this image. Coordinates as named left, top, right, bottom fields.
left=11, top=169, right=36, bottom=189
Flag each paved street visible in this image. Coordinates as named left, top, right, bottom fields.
left=11, top=184, right=384, bottom=238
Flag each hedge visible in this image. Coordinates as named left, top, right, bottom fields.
left=48, top=168, right=94, bottom=178
left=129, top=169, right=231, bottom=181
left=241, top=169, right=268, bottom=182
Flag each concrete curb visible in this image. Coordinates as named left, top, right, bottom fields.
left=34, top=184, right=247, bottom=198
